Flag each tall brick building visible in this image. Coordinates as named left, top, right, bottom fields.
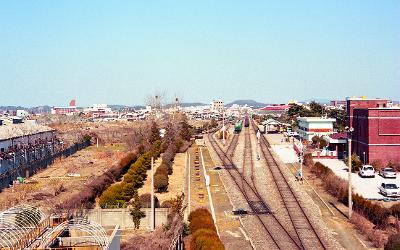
left=348, top=98, right=400, bottom=165
left=346, top=97, right=390, bottom=128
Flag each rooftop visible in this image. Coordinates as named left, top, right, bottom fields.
left=346, top=97, right=389, bottom=101
left=297, top=117, right=336, bottom=122
left=0, top=122, right=55, bottom=141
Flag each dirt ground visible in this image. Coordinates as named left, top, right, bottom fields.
left=0, top=143, right=128, bottom=211
left=137, top=152, right=186, bottom=205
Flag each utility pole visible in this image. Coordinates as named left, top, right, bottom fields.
left=346, top=126, right=354, bottom=218
left=348, top=137, right=352, bottom=218
left=151, top=157, right=155, bottom=231
left=297, top=139, right=304, bottom=183
left=222, top=111, right=225, bottom=145
left=187, top=153, right=191, bottom=216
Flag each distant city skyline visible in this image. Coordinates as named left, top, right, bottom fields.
left=1, top=1, right=399, bottom=106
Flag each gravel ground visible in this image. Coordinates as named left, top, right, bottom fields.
left=206, top=135, right=270, bottom=249
left=261, top=135, right=344, bottom=250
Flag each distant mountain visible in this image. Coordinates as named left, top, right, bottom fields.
left=226, top=100, right=267, bottom=108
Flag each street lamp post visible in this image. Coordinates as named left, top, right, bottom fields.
left=363, top=151, right=366, bottom=164
left=345, top=126, right=354, bottom=218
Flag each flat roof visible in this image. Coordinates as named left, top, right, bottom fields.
left=354, top=107, right=400, bottom=110
left=0, top=123, right=55, bottom=141
left=346, top=97, right=389, bottom=101
left=297, top=117, right=336, bottom=122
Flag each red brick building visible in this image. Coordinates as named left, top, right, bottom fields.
left=352, top=107, right=400, bottom=165
left=346, top=97, right=390, bottom=128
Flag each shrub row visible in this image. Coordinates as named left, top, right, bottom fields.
left=188, top=208, right=224, bottom=250
left=139, top=193, right=160, bottom=208
left=57, top=149, right=139, bottom=209
left=385, top=233, right=400, bottom=250
left=312, top=162, right=394, bottom=247
left=351, top=212, right=387, bottom=248
left=312, top=161, right=393, bottom=227
left=371, top=159, right=400, bottom=172
left=98, top=140, right=161, bottom=208
left=154, top=138, right=191, bottom=193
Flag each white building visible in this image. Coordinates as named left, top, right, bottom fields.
left=16, top=110, right=29, bottom=118
left=297, top=117, right=336, bottom=141
left=83, top=104, right=112, bottom=117
left=210, top=100, right=224, bottom=113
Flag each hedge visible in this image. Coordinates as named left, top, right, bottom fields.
left=98, top=141, right=161, bottom=208
left=313, top=161, right=394, bottom=227
left=188, top=208, right=224, bottom=250
left=57, top=149, right=139, bottom=209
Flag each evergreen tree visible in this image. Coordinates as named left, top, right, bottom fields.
left=130, top=191, right=145, bottom=229
left=149, top=121, right=161, bottom=144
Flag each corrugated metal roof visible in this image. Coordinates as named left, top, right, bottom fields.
left=0, top=123, right=55, bottom=141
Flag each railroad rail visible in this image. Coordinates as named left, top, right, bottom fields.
left=251, top=120, right=327, bottom=250
left=207, top=130, right=301, bottom=250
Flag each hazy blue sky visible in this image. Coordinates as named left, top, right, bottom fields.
left=1, top=1, right=399, bottom=106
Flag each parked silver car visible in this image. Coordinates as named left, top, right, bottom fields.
left=379, top=183, right=400, bottom=197
left=379, top=167, right=397, bottom=178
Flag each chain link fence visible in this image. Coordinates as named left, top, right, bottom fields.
left=0, top=140, right=90, bottom=191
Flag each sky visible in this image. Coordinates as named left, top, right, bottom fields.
left=0, top=1, right=399, bottom=107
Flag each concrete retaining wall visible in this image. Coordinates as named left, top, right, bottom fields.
left=88, top=208, right=171, bottom=230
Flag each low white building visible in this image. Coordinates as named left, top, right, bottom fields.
left=0, top=122, right=55, bottom=152
left=83, top=104, right=112, bottom=117
left=297, top=117, right=336, bottom=141
left=16, top=110, right=29, bottom=118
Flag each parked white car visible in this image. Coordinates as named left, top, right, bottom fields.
left=379, top=183, right=400, bottom=197
left=379, top=168, right=397, bottom=178
left=359, top=165, right=375, bottom=178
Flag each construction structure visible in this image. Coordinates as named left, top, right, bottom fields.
left=0, top=204, right=120, bottom=250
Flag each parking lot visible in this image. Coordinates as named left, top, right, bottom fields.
left=317, top=159, right=400, bottom=200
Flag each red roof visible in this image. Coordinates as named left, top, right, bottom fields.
left=259, top=104, right=289, bottom=111
left=331, top=132, right=348, bottom=140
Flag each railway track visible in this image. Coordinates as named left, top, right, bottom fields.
left=207, top=131, right=301, bottom=250
left=251, top=120, right=327, bottom=250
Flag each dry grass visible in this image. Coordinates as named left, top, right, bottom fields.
left=350, top=212, right=388, bottom=248
left=137, top=153, right=186, bottom=204
left=49, top=120, right=148, bottom=147
left=0, top=143, right=128, bottom=211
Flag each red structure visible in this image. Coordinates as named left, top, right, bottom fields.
left=352, top=107, right=400, bottom=165
left=346, top=97, right=390, bottom=128
left=259, top=104, right=289, bottom=111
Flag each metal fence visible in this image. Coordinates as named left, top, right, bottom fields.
left=0, top=140, right=90, bottom=191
